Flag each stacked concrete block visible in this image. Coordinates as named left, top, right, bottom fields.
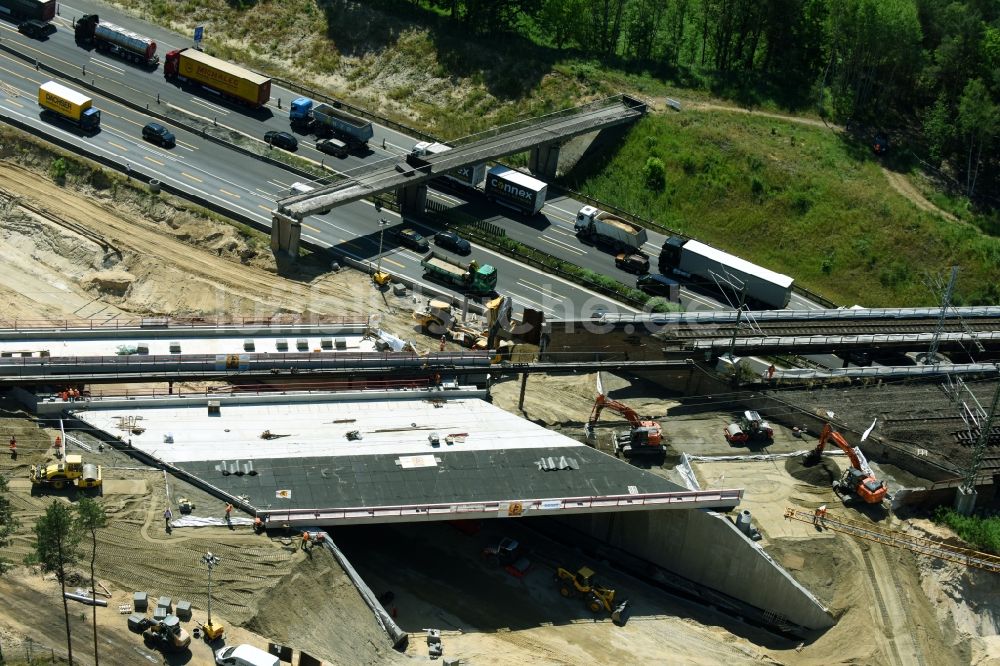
left=132, top=591, right=148, bottom=612
left=127, top=613, right=147, bottom=632
left=152, top=606, right=167, bottom=622
left=175, top=600, right=191, bottom=621
left=157, top=596, right=172, bottom=613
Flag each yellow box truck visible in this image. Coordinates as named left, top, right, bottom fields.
left=38, top=80, right=101, bottom=132
left=163, top=48, right=270, bottom=108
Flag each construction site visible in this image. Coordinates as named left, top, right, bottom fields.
left=0, top=125, right=999, bottom=666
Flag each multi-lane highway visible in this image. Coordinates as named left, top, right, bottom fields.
left=0, top=0, right=818, bottom=320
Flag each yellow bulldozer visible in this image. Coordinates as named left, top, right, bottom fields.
left=555, top=566, right=630, bottom=625
left=29, top=454, right=102, bottom=490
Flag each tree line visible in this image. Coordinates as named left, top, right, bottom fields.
left=0, top=476, right=107, bottom=666
left=409, top=0, right=1000, bottom=207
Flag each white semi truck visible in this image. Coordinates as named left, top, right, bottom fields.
left=483, top=166, right=547, bottom=216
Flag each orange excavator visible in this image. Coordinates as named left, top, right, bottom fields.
left=805, top=424, right=887, bottom=504
left=586, top=394, right=666, bottom=457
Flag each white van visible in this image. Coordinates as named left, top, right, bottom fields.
left=289, top=182, right=315, bottom=196
left=214, top=644, right=279, bottom=666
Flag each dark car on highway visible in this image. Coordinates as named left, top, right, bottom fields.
left=316, top=138, right=348, bottom=157
left=19, top=20, right=56, bottom=39
left=142, top=122, right=176, bottom=148
left=264, top=130, right=298, bottom=151
left=396, top=228, right=429, bottom=252
left=434, top=231, right=471, bottom=255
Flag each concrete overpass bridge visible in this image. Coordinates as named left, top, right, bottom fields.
left=270, top=94, right=647, bottom=254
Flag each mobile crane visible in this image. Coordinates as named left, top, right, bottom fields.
left=586, top=394, right=665, bottom=457
left=805, top=424, right=887, bottom=504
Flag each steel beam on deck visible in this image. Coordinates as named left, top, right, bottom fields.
left=258, top=487, right=744, bottom=527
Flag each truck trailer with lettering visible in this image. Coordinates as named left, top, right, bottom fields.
left=0, top=0, right=55, bottom=21
left=37, top=81, right=101, bottom=132
left=483, top=166, right=547, bottom=216
left=75, top=15, right=159, bottom=67
left=163, top=48, right=270, bottom=108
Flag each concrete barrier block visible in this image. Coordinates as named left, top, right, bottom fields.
left=132, top=591, right=147, bottom=611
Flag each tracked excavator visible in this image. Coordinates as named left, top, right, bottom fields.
left=804, top=424, right=887, bottom=504
left=586, top=394, right=665, bottom=457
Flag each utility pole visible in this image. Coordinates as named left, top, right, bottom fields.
left=927, top=266, right=959, bottom=363
left=375, top=217, right=389, bottom=277
left=955, top=371, right=1000, bottom=515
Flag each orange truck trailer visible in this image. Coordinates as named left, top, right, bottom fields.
left=163, top=48, right=271, bottom=108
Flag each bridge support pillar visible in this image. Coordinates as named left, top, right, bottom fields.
left=398, top=184, right=427, bottom=214
left=271, top=211, right=302, bottom=259
left=529, top=141, right=561, bottom=180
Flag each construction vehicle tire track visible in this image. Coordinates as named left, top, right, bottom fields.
left=856, top=541, right=922, bottom=666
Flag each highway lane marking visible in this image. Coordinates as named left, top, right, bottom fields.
left=539, top=235, right=586, bottom=256
left=181, top=172, right=203, bottom=183
left=99, top=109, right=143, bottom=127
left=517, top=281, right=565, bottom=304
left=188, top=97, right=230, bottom=115
left=2, top=38, right=89, bottom=80
left=517, top=278, right=561, bottom=298
left=382, top=257, right=405, bottom=269
left=176, top=140, right=197, bottom=151
left=302, top=234, right=332, bottom=249
left=4, top=98, right=23, bottom=108
left=108, top=141, right=129, bottom=152
left=219, top=188, right=241, bottom=199
left=256, top=188, right=274, bottom=196
left=144, top=156, right=165, bottom=166
left=259, top=205, right=272, bottom=212
left=0, top=55, right=44, bottom=86
left=302, top=223, right=320, bottom=232
left=91, top=59, right=125, bottom=75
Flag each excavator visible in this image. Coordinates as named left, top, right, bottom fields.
left=804, top=424, right=887, bottom=504
left=555, top=566, right=630, bottom=625
left=586, top=394, right=665, bottom=457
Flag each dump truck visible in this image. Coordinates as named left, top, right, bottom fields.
left=659, top=236, right=794, bottom=309
left=412, top=141, right=486, bottom=189
left=74, top=15, right=159, bottom=67
left=289, top=97, right=373, bottom=148
left=484, top=166, right=547, bottom=216
left=420, top=251, right=497, bottom=296
left=0, top=0, right=54, bottom=21
left=575, top=206, right=648, bottom=253
left=29, top=454, right=102, bottom=490
left=163, top=48, right=271, bottom=108
left=38, top=81, right=101, bottom=132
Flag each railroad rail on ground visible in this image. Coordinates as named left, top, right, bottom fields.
left=784, top=508, right=1000, bottom=573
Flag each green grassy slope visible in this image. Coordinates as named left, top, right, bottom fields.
left=565, top=113, right=1000, bottom=306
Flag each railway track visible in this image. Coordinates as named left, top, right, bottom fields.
left=664, top=317, right=1000, bottom=340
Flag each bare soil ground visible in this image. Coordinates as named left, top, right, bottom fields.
left=1, top=133, right=997, bottom=664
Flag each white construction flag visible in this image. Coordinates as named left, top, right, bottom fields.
left=861, top=418, right=878, bottom=442
left=595, top=372, right=604, bottom=398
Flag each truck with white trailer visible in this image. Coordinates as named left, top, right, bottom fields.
left=74, top=15, right=159, bottom=67
left=575, top=206, right=649, bottom=253
left=163, top=48, right=271, bottom=108
left=37, top=81, right=101, bottom=133
left=289, top=97, right=373, bottom=148
left=420, top=252, right=497, bottom=296
left=0, top=0, right=54, bottom=21
left=484, top=166, right=547, bottom=216
left=658, top=236, right=794, bottom=309
left=411, top=141, right=487, bottom=189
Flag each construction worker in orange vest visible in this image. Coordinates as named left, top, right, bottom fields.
left=813, top=504, right=828, bottom=527
left=224, top=503, right=233, bottom=527
left=300, top=531, right=311, bottom=551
